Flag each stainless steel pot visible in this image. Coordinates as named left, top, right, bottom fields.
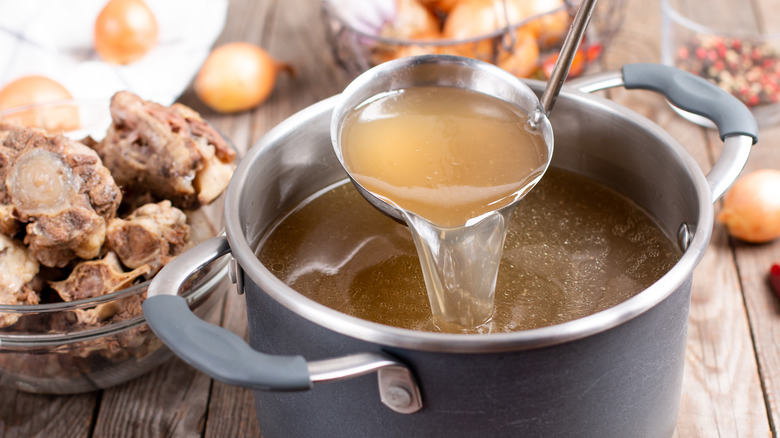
left=144, top=63, right=757, bottom=438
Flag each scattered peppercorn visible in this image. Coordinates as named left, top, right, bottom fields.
left=770, top=264, right=780, bottom=300
left=676, top=35, right=780, bottom=107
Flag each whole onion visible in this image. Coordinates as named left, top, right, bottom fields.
left=717, top=169, right=780, bottom=243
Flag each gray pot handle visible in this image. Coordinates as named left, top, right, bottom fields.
left=143, top=236, right=422, bottom=413
left=568, top=63, right=757, bottom=202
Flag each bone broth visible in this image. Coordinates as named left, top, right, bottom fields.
left=338, top=86, right=549, bottom=332
left=340, top=86, right=548, bottom=227
left=256, top=169, right=681, bottom=333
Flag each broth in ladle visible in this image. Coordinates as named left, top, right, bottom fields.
left=338, top=86, right=548, bottom=332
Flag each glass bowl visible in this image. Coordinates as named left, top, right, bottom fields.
left=661, top=0, right=780, bottom=126
left=322, top=0, right=626, bottom=79
left=0, top=99, right=231, bottom=394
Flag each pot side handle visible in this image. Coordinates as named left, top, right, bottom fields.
left=143, top=236, right=312, bottom=391
left=143, top=236, right=423, bottom=413
left=568, top=63, right=758, bottom=202
left=621, top=63, right=758, bottom=145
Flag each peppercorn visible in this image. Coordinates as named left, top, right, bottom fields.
left=675, top=35, right=780, bottom=107
left=769, top=264, right=780, bottom=300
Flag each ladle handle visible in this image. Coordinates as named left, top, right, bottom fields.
left=568, top=63, right=758, bottom=202
left=539, top=0, right=598, bottom=115
left=143, top=236, right=422, bottom=413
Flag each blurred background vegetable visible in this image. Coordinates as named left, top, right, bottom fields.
left=323, top=0, right=624, bottom=80
left=0, top=75, right=79, bottom=131
left=94, top=0, right=159, bottom=64
left=718, top=169, right=780, bottom=243
left=194, top=42, right=291, bottom=113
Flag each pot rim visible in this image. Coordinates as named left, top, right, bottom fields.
left=225, top=87, right=713, bottom=353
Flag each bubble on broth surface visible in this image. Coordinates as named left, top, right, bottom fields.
left=257, top=168, right=681, bottom=333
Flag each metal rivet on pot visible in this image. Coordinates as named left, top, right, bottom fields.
left=677, top=223, right=693, bottom=251
left=383, top=385, right=412, bottom=409
left=377, top=366, right=422, bottom=414
left=228, top=256, right=245, bottom=295
left=228, top=257, right=237, bottom=284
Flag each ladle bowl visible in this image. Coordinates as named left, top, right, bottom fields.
left=329, top=54, right=554, bottom=224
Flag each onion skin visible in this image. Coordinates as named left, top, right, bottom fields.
left=0, top=75, right=79, bottom=131
left=194, top=42, right=289, bottom=114
left=94, top=0, right=159, bottom=65
left=717, top=169, right=780, bottom=243
left=380, top=0, right=441, bottom=41
left=441, top=0, right=565, bottom=63
left=496, top=28, right=540, bottom=77
left=419, top=0, right=463, bottom=14
left=442, top=0, right=526, bottom=59
left=521, top=0, right=567, bottom=43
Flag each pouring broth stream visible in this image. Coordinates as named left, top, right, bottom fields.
left=339, top=86, right=548, bottom=332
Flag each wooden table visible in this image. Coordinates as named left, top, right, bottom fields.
left=3, top=0, right=780, bottom=436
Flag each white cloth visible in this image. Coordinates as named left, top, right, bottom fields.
left=0, top=0, right=227, bottom=105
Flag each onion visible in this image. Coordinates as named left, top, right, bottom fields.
left=194, top=42, right=291, bottom=114
left=94, top=0, right=158, bottom=64
left=441, top=0, right=565, bottom=61
left=380, top=0, right=441, bottom=40
left=717, top=169, right=780, bottom=243
left=0, top=75, right=79, bottom=132
left=442, top=0, right=526, bottom=58
left=540, top=47, right=586, bottom=78
left=371, top=0, right=442, bottom=64
left=521, top=0, right=568, bottom=43
left=497, top=28, right=540, bottom=77
left=418, top=0, right=463, bottom=14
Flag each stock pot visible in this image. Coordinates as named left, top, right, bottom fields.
left=143, top=61, right=757, bottom=437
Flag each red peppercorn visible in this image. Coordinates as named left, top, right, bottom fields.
left=716, top=41, right=727, bottom=58
left=769, top=264, right=780, bottom=300
left=677, top=34, right=779, bottom=107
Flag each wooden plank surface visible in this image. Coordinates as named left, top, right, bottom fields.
left=2, top=0, right=780, bottom=436
left=600, top=0, right=774, bottom=434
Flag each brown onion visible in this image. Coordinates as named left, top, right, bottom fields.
left=194, top=42, right=291, bottom=114
left=94, top=0, right=159, bottom=65
left=381, top=0, right=442, bottom=40
left=442, top=0, right=527, bottom=58
left=717, top=169, right=780, bottom=243
left=496, top=28, right=540, bottom=77
left=0, top=75, right=79, bottom=131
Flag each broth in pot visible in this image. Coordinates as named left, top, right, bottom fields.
left=256, top=167, right=681, bottom=333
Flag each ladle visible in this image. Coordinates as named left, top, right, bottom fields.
left=332, top=0, right=598, bottom=224
left=330, top=0, right=599, bottom=331
left=537, top=0, right=598, bottom=117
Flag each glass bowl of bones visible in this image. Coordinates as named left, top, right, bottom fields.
left=0, top=92, right=236, bottom=394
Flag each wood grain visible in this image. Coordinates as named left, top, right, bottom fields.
left=731, top=118, right=780, bottom=433
left=92, top=358, right=212, bottom=438
left=3, top=0, right=780, bottom=436
left=0, top=391, right=95, bottom=438
left=603, top=0, right=772, bottom=434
